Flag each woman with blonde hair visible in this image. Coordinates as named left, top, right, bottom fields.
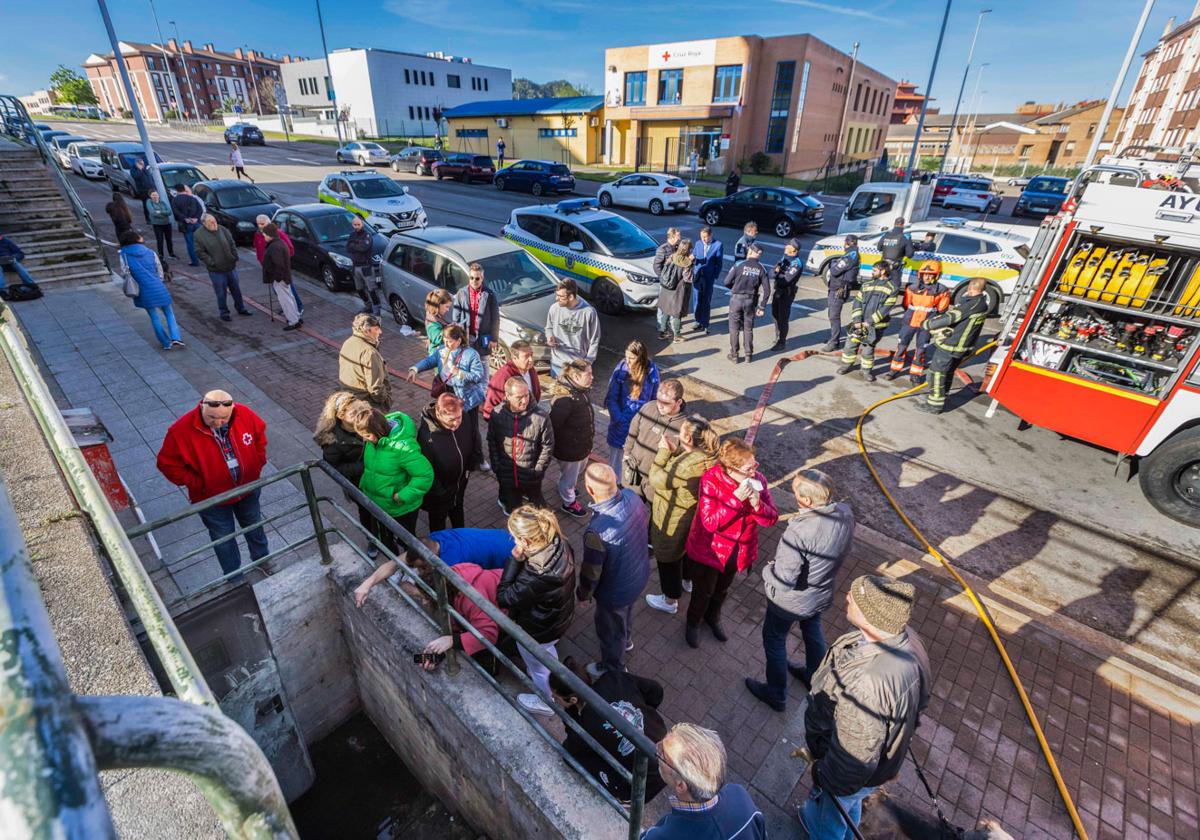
left=604, top=339, right=659, bottom=476
left=644, top=415, right=720, bottom=616
left=407, top=323, right=486, bottom=469
left=314, top=392, right=376, bottom=554
left=656, top=238, right=695, bottom=342
left=496, top=505, right=576, bottom=716
left=424, top=288, right=454, bottom=350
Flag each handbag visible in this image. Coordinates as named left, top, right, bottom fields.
left=430, top=374, right=448, bottom=398
left=117, top=258, right=140, bottom=298
left=660, top=263, right=680, bottom=291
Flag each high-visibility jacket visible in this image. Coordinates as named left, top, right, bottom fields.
left=928, top=292, right=989, bottom=355
left=851, top=274, right=900, bottom=330
left=903, top=282, right=951, bottom=329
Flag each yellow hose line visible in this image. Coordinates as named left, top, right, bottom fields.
left=854, top=343, right=1088, bottom=840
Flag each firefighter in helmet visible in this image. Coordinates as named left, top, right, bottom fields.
left=837, top=260, right=900, bottom=381
left=917, top=276, right=990, bottom=414
left=887, top=259, right=951, bottom=383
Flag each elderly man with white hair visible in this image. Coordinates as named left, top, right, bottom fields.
left=644, top=723, right=766, bottom=839
left=157, top=389, right=270, bottom=579
left=192, top=214, right=252, bottom=322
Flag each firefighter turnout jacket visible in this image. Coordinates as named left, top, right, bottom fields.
left=851, top=273, right=900, bottom=335
left=879, top=226, right=914, bottom=267
left=927, top=291, right=989, bottom=355
left=903, top=282, right=951, bottom=329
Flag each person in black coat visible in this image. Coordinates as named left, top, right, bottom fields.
left=105, top=191, right=134, bottom=239
left=725, top=168, right=741, bottom=196
left=769, top=238, right=804, bottom=351
left=497, top=507, right=576, bottom=717
left=722, top=243, right=771, bottom=363
left=824, top=236, right=861, bottom=351
left=548, top=360, right=595, bottom=518
left=314, top=392, right=377, bottom=556
left=417, top=394, right=478, bottom=532
left=130, top=158, right=155, bottom=223
left=346, top=215, right=381, bottom=316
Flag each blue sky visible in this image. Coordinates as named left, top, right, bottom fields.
left=3, top=1, right=1195, bottom=114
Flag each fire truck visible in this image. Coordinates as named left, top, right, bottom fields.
left=984, top=159, right=1200, bottom=526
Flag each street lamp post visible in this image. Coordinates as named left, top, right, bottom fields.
left=939, top=8, right=991, bottom=175
left=243, top=46, right=261, bottom=114
left=905, top=0, right=954, bottom=183
left=315, top=0, right=343, bottom=144
left=1085, top=0, right=1156, bottom=165
left=169, top=20, right=197, bottom=121
left=146, top=0, right=175, bottom=123
left=960, top=64, right=989, bottom=174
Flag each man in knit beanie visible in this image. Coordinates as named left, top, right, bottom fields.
left=797, top=575, right=932, bottom=839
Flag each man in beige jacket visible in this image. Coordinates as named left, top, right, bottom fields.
left=338, top=313, right=391, bottom=410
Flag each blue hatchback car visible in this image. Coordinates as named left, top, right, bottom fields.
left=493, top=159, right=575, bottom=196
left=1012, top=175, right=1070, bottom=218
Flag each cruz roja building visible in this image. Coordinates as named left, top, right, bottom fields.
left=601, top=34, right=894, bottom=177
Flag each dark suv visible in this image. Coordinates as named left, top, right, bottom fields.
left=435, top=153, right=496, bottom=183
left=224, top=123, right=265, bottom=145
left=494, top=160, right=575, bottom=196
left=390, top=146, right=443, bottom=176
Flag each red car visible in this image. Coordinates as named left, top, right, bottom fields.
left=932, top=175, right=967, bottom=206
left=434, top=153, right=496, bottom=184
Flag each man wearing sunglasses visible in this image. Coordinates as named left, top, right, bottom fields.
left=157, top=389, right=270, bottom=580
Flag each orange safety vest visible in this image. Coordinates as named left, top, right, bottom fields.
left=903, top=283, right=951, bottom=329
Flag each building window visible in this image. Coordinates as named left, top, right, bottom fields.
left=405, top=69, right=411, bottom=84
left=408, top=106, right=414, bottom=119
left=448, top=74, right=460, bottom=88
left=764, top=61, right=796, bottom=154
left=538, top=128, right=577, bottom=137
left=484, top=78, right=488, bottom=91
left=471, top=77, right=477, bottom=90
left=457, top=128, right=488, bottom=137
left=299, top=78, right=307, bottom=95
left=790, top=61, right=811, bottom=152
left=854, top=83, right=862, bottom=111
left=1019, top=144, right=1033, bottom=158
left=657, top=68, right=683, bottom=105
left=624, top=71, right=646, bottom=106
left=712, top=65, right=742, bottom=103
left=1087, top=123, right=1096, bottom=137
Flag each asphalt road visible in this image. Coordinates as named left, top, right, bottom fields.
left=50, top=121, right=1200, bottom=685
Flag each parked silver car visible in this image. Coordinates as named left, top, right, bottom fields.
left=381, top=227, right=558, bottom=370
left=335, top=141, right=391, bottom=166
left=49, top=134, right=88, bottom=169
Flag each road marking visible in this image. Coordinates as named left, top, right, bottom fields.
left=286, top=157, right=311, bottom=163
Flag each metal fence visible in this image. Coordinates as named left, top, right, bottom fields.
left=125, top=458, right=659, bottom=838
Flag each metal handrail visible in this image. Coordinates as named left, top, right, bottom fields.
left=0, top=94, right=112, bottom=270
left=129, top=458, right=659, bottom=838
left=0, top=306, right=295, bottom=837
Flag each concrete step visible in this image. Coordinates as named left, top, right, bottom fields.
left=13, top=238, right=95, bottom=255
left=0, top=198, right=70, bottom=214
left=0, top=189, right=61, bottom=202
left=23, top=249, right=102, bottom=268
left=0, top=208, right=78, bottom=223
left=0, top=216, right=82, bottom=233
left=6, top=229, right=88, bottom=247
left=28, top=262, right=110, bottom=287
left=0, top=172, right=56, bottom=185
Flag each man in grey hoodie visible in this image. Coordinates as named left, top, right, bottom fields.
left=545, top=278, right=600, bottom=377
left=745, top=469, right=854, bottom=712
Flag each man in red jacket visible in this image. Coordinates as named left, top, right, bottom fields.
left=157, top=389, right=270, bottom=578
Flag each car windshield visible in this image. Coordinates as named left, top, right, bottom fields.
left=352, top=177, right=405, bottom=199
left=216, top=184, right=272, bottom=208
left=580, top=216, right=658, bottom=258
left=362, top=143, right=386, bottom=152
left=119, top=152, right=162, bottom=167
left=309, top=212, right=361, bottom=242
left=550, top=164, right=572, bottom=176
left=160, top=167, right=204, bottom=189
left=665, top=177, right=687, bottom=188
left=959, top=180, right=991, bottom=191
left=475, top=250, right=559, bottom=303
left=1026, top=178, right=1067, bottom=194
left=73, top=144, right=101, bottom=157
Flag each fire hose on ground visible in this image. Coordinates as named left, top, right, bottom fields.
left=748, top=343, right=1089, bottom=840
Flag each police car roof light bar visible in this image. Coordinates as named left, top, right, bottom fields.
left=555, top=198, right=599, bottom=215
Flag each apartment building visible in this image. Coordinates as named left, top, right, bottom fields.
left=1113, top=8, right=1200, bottom=152
left=83, top=40, right=285, bottom=120
left=601, top=34, right=894, bottom=177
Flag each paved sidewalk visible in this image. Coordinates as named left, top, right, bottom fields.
left=12, top=263, right=1199, bottom=839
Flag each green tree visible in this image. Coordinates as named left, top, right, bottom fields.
left=513, top=78, right=593, bottom=99
left=49, top=65, right=98, bottom=106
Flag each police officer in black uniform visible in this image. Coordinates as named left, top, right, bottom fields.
left=769, top=238, right=804, bottom=351
left=723, top=242, right=770, bottom=363
left=823, top=235, right=861, bottom=351
left=918, top=276, right=990, bottom=413
left=878, top=216, right=915, bottom=287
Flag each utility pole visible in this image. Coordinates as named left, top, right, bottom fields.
left=835, top=42, right=860, bottom=173
left=96, top=0, right=170, bottom=220
left=1085, top=0, right=1155, bottom=165
left=939, top=7, right=991, bottom=175
left=960, top=64, right=988, bottom=174
left=315, top=0, right=343, bottom=144
left=169, top=20, right=197, bottom=121
left=146, top=0, right=175, bottom=123
left=905, top=0, right=953, bottom=182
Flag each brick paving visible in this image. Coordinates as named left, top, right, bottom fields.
left=13, top=262, right=1200, bottom=838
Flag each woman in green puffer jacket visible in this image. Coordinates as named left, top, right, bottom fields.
left=355, top=408, right=434, bottom=554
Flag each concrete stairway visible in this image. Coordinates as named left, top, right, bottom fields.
left=0, top=144, right=109, bottom=287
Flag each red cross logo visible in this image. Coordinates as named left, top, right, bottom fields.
left=662, top=51, right=672, bottom=62
left=242, top=433, right=253, bottom=446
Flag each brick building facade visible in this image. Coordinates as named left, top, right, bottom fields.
left=1113, top=9, right=1200, bottom=153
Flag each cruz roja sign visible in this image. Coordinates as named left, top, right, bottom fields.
left=647, top=39, right=717, bottom=69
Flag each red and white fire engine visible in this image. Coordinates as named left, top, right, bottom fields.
left=985, top=157, right=1200, bottom=526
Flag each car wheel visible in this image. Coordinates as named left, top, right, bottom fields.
left=820, top=263, right=833, bottom=288
left=703, top=208, right=721, bottom=226
left=591, top=277, right=624, bottom=315
left=321, top=263, right=339, bottom=292
left=774, top=218, right=794, bottom=238
left=336, top=152, right=343, bottom=163
left=649, top=199, right=664, bottom=216
left=436, top=171, right=443, bottom=180
left=389, top=294, right=417, bottom=327
left=460, top=171, right=470, bottom=184
left=488, top=341, right=511, bottom=373
left=391, top=161, right=401, bottom=173
left=598, top=191, right=613, bottom=207
left=1139, top=427, right=1200, bottom=527
left=417, top=164, right=427, bottom=176
left=358, top=156, right=367, bottom=166
left=495, top=177, right=506, bottom=191
left=531, top=182, right=545, bottom=197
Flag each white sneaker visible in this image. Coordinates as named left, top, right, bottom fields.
left=518, top=693, right=555, bottom=716
left=479, top=460, right=491, bottom=472
left=585, top=661, right=607, bottom=680
left=626, top=638, right=635, bottom=652
left=681, top=580, right=693, bottom=594
left=646, top=593, right=678, bottom=614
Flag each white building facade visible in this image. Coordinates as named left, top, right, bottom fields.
left=281, top=48, right=512, bottom=138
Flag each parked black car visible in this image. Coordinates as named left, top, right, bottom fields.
left=191, top=180, right=281, bottom=245
left=434, top=153, right=496, bottom=183
left=272, top=204, right=389, bottom=291
left=223, top=123, right=265, bottom=145
left=697, top=187, right=824, bottom=238
left=390, top=146, right=443, bottom=176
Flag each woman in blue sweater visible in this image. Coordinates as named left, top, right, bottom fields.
left=406, top=323, right=487, bottom=468
left=604, top=339, right=659, bottom=475
left=118, top=230, right=184, bottom=351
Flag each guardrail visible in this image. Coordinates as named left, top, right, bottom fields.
left=0, top=94, right=112, bottom=271
left=126, top=458, right=658, bottom=838
left=0, top=304, right=295, bottom=838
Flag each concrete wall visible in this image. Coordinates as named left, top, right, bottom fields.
left=325, top=545, right=626, bottom=840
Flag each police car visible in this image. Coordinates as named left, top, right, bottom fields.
left=317, top=171, right=427, bottom=236
left=501, top=199, right=660, bottom=314
left=805, top=218, right=1034, bottom=314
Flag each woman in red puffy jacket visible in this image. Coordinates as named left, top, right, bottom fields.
left=683, top=438, right=778, bottom=648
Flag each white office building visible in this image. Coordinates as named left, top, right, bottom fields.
left=280, top=48, right=512, bottom=138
